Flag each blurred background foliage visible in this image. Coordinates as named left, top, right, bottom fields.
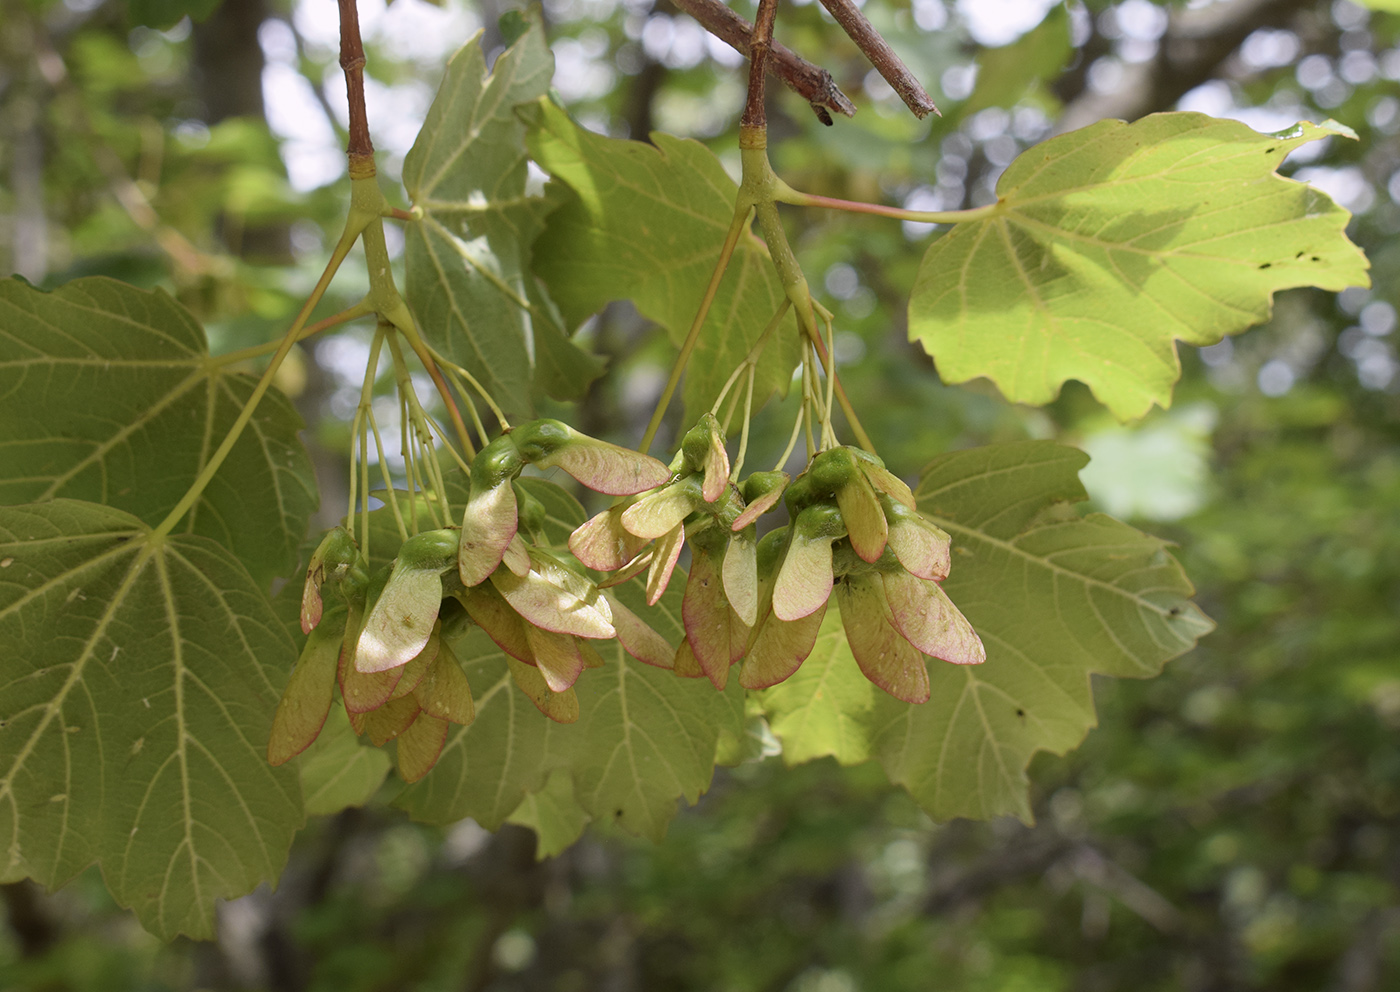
left=1, top=0, right=1399, bottom=988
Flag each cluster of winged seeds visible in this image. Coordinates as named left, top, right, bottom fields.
left=269, top=417, right=984, bottom=781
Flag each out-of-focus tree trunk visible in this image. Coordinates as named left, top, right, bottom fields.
left=192, top=0, right=269, bottom=124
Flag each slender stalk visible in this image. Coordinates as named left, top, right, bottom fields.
left=817, top=0, right=939, bottom=118
left=773, top=391, right=807, bottom=471
left=777, top=188, right=1000, bottom=224
left=427, top=345, right=510, bottom=433
left=709, top=298, right=792, bottom=419
left=805, top=318, right=874, bottom=451
left=422, top=414, right=474, bottom=476
left=152, top=222, right=359, bottom=541
left=801, top=347, right=818, bottom=458
left=385, top=309, right=475, bottom=459
left=386, top=331, right=449, bottom=526
left=208, top=299, right=374, bottom=368
left=359, top=423, right=372, bottom=555
left=439, top=362, right=491, bottom=448
left=399, top=391, right=420, bottom=532
left=637, top=205, right=753, bottom=455
left=720, top=378, right=744, bottom=436
left=367, top=399, right=409, bottom=543
left=731, top=364, right=757, bottom=481
left=710, top=362, right=751, bottom=419
left=821, top=315, right=838, bottom=449
left=350, top=325, right=388, bottom=550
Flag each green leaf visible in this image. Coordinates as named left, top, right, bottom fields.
left=506, top=768, right=589, bottom=858
left=525, top=99, right=801, bottom=423
left=402, top=18, right=601, bottom=417
left=758, top=609, right=876, bottom=767
left=0, top=277, right=317, bottom=589
left=564, top=578, right=741, bottom=840
left=0, top=500, right=303, bottom=940
left=908, top=114, right=1370, bottom=419
left=299, top=707, right=392, bottom=817
left=756, top=442, right=1212, bottom=822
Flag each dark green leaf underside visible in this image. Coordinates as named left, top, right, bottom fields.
left=0, top=499, right=302, bottom=940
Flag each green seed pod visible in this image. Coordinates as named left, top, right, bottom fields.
left=782, top=471, right=818, bottom=515
left=514, top=481, right=547, bottom=541
left=742, top=470, right=789, bottom=504
left=755, top=525, right=790, bottom=580
left=397, top=527, right=460, bottom=573
left=301, top=526, right=360, bottom=634
left=510, top=417, right=573, bottom=462
left=470, top=435, right=524, bottom=492
left=515, top=418, right=671, bottom=495
left=807, top=447, right=861, bottom=497
left=680, top=413, right=723, bottom=474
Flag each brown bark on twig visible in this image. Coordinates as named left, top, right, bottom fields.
left=817, top=0, right=939, bottom=118
left=742, top=0, right=779, bottom=129
left=670, top=0, right=856, bottom=124
left=337, top=0, right=375, bottom=176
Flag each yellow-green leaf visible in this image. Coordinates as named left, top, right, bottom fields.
left=909, top=114, right=1370, bottom=419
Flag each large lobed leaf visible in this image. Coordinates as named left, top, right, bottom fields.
left=759, top=441, right=1212, bottom=822
left=526, top=99, right=801, bottom=424
left=0, top=500, right=302, bottom=939
left=909, top=114, right=1370, bottom=419
left=0, top=276, right=316, bottom=589
left=402, top=19, right=601, bottom=416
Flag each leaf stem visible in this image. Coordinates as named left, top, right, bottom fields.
left=776, top=189, right=1000, bottom=224
left=151, top=216, right=361, bottom=543
left=207, top=299, right=374, bottom=368
left=638, top=205, right=753, bottom=455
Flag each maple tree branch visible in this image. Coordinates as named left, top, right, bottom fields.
left=818, top=0, right=938, bottom=118
left=742, top=0, right=778, bottom=129
left=670, top=0, right=856, bottom=124
left=337, top=0, right=375, bottom=176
